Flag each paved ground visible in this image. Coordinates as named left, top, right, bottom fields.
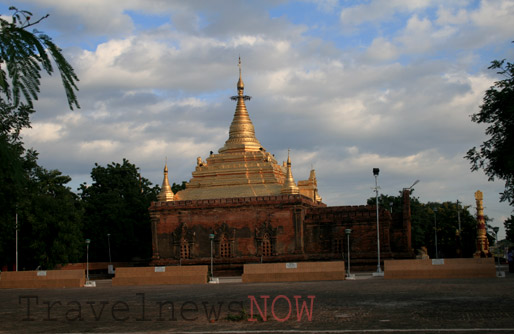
left=1, top=268, right=513, bottom=333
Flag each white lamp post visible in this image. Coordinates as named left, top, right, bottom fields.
left=345, top=228, right=354, bottom=279
left=456, top=200, right=462, bottom=233
left=15, top=212, right=18, bottom=272
left=209, top=234, right=214, bottom=278
left=433, top=208, right=438, bottom=259
left=372, top=168, right=382, bottom=275
left=85, top=239, right=90, bottom=281
left=492, top=226, right=500, bottom=276
left=107, top=234, right=114, bottom=275
left=107, top=234, right=112, bottom=264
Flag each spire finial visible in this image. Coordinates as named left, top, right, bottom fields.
left=281, top=149, right=299, bottom=195
left=158, top=157, right=174, bottom=202
left=237, top=56, right=244, bottom=92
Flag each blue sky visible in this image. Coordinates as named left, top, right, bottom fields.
left=1, top=0, right=513, bottom=239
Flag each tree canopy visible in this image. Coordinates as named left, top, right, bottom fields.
left=19, top=163, right=83, bottom=269
left=368, top=192, right=478, bottom=258
left=505, top=215, right=514, bottom=243
left=79, top=159, right=159, bottom=262
left=0, top=6, right=81, bottom=270
left=466, top=53, right=514, bottom=206
left=0, top=6, right=79, bottom=109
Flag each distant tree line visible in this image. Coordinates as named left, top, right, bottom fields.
left=367, top=193, right=487, bottom=259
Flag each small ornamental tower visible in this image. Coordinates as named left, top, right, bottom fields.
left=281, top=150, right=299, bottom=195
left=157, top=161, right=174, bottom=202
left=473, top=190, right=491, bottom=258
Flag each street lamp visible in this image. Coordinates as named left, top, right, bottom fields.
left=456, top=200, right=462, bottom=233
left=209, top=233, right=215, bottom=278
left=107, top=234, right=114, bottom=275
left=85, top=239, right=91, bottom=281
left=107, top=234, right=112, bottom=264
left=345, top=229, right=354, bottom=279
left=15, top=211, right=18, bottom=272
left=433, top=208, right=438, bottom=259
left=407, top=180, right=419, bottom=191
left=372, top=168, right=382, bottom=275
left=492, top=226, right=500, bottom=275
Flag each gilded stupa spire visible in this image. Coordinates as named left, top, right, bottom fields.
left=219, top=57, right=262, bottom=153
left=281, top=149, right=299, bottom=195
left=157, top=159, right=174, bottom=202
left=171, top=61, right=323, bottom=202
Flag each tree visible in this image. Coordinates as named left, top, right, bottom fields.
left=367, top=193, right=478, bottom=258
left=171, top=181, right=187, bottom=194
left=466, top=54, right=514, bottom=206
left=423, top=202, right=478, bottom=258
left=0, top=7, right=79, bottom=109
left=79, top=159, right=159, bottom=262
left=505, top=215, right=514, bottom=243
left=0, top=6, right=80, bottom=269
left=19, top=164, right=83, bottom=269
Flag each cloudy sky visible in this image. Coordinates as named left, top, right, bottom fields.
left=2, top=0, right=513, bottom=238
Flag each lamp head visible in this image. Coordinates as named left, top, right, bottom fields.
left=85, top=239, right=91, bottom=245
left=373, top=168, right=380, bottom=176
left=345, top=229, right=352, bottom=235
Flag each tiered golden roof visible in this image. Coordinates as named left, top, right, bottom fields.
left=160, top=59, right=321, bottom=203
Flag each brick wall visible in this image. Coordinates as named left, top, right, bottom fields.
left=149, top=194, right=413, bottom=268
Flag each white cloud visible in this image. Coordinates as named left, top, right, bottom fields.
left=396, top=15, right=435, bottom=54
left=23, top=122, right=64, bottom=143
left=364, top=37, right=399, bottom=62
left=339, top=0, right=432, bottom=27
left=27, top=0, right=136, bottom=37
left=471, top=0, right=514, bottom=36
left=436, top=6, right=470, bottom=26
left=79, top=140, right=121, bottom=154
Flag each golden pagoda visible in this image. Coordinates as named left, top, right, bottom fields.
left=149, top=60, right=414, bottom=268
left=171, top=58, right=321, bottom=202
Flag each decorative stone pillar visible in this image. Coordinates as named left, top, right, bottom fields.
left=473, top=190, right=491, bottom=258
left=150, top=210, right=160, bottom=260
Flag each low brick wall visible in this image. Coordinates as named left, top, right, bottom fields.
left=384, top=258, right=496, bottom=279
left=0, top=270, right=85, bottom=289
left=242, top=261, right=346, bottom=283
left=112, top=266, right=208, bottom=286
left=56, top=262, right=128, bottom=271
